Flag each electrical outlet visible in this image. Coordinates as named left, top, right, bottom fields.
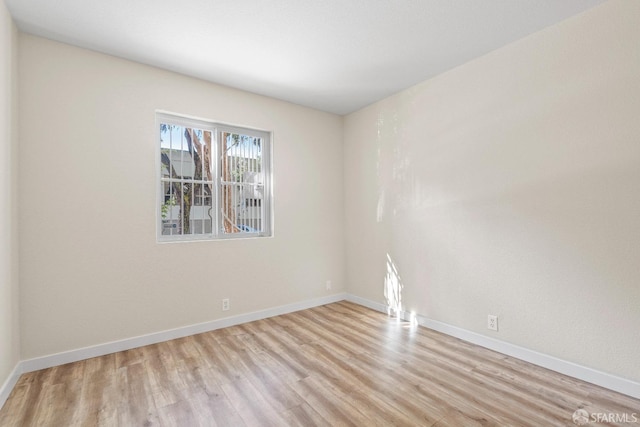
left=488, top=314, right=498, bottom=331
left=326, top=280, right=332, bottom=290
left=222, top=298, right=230, bottom=311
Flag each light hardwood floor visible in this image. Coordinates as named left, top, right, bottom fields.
left=0, top=301, right=638, bottom=426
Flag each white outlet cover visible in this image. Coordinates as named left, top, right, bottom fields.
left=488, top=315, right=498, bottom=331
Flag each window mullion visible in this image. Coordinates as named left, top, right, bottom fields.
left=213, top=128, right=220, bottom=238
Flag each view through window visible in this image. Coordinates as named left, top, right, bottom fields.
left=158, top=113, right=272, bottom=241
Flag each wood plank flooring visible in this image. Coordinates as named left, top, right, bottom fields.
left=0, top=301, right=638, bottom=426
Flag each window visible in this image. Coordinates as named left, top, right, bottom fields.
left=157, top=112, right=272, bottom=241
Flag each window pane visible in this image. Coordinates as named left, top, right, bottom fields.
left=220, top=133, right=263, bottom=234
left=161, top=181, right=179, bottom=236
left=183, top=182, right=193, bottom=235
left=160, top=124, right=178, bottom=178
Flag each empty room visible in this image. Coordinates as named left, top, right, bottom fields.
left=1, top=0, right=639, bottom=425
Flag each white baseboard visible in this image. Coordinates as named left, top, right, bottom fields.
left=345, top=294, right=640, bottom=400
left=19, top=293, right=347, bottom=374
left=0, top=363, right=22, bottom=411
left=2, top=291, right=637, bottom=413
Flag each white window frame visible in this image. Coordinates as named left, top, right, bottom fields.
left=156, top=112, right=273, bottom=242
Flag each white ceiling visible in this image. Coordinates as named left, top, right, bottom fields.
left=6, top=0, right=606, bottom=115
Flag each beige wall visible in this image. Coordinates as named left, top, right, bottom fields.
left=0, top=0, right=19, bottom=387
left=344, top=0, right=640, bottom=382
left=18, top=34, right=345, bottom=359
